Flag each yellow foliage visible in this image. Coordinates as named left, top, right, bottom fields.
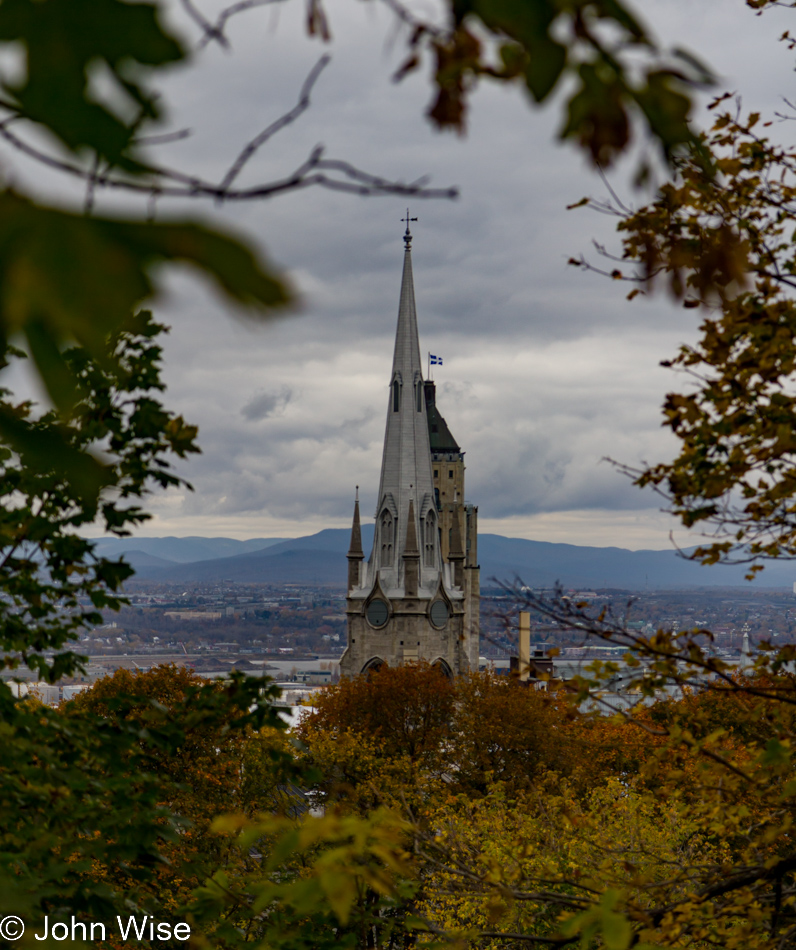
left=417, top=777, right=730, bottom=948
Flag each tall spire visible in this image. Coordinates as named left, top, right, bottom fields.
left=370, top=226, right=437, bottom=591
left=348, top=486, right=363, bottom=557
left=347, top=487, right=364, bottom=592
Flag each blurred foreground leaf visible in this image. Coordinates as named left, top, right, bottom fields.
left=0, top=0, right=184, bottom=171
left=0, top=193, right=290, bottom=417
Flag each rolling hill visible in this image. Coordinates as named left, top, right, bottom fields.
left=98, top=529, right=796, bottom=590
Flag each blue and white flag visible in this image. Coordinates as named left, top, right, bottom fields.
left=429, top=354, right=443, bottom=366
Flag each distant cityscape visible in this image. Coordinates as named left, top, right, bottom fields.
left=9, top=578, right=794, bottom=705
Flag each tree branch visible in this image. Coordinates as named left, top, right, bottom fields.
left=0, top=56, right=457, bottom=211
left=196, top=0, right=289, bottom=50
left=219, top=54, right=331, bottom=193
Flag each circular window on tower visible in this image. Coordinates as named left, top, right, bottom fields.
left=366, top=599, right=389, bottom=628
left=429, top=600, right=449, bottom=628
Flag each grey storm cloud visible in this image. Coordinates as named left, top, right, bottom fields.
left=241, top=387, right=292, bottom=421
left=42, top=0, right=793, bottom=547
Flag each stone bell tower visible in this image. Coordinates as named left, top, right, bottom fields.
left=340, top=220, right=479, bottom=678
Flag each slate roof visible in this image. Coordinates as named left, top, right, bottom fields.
left=424, top=381, right=461, bottom=454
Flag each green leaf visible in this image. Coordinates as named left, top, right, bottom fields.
left=473, top=0, right=565, bottom=101
left=559, top=890, right=633, bottom=950
left=23, top=318, right=79, bottom=411
left=0, top=402, right=111, bottom=503
left=318, top=868, right=358, bottom=924
left=473, top=0, right=555, bottom=42
left=561, top=63, right=629, bottom=166
left=0, top=192, right=291, bottom=410
left=761, top=737, right=791, bottom=767
left=601, top=907, right=633, bottom=950
left=598, top=0, right=649, bottom=41
left=0, top=0, right=185, bottom=171
left=524, top=36, right=566, bottom=102
left=634, top=71, right=694, bottom=161
left=119, top=218, right=292, bottom=311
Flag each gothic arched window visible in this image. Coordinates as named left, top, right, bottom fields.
left=424, top=514, right=436, bottom=566
left=380, top=510, right=394, bottom=564
left=392, top=379, right=400, bottom=412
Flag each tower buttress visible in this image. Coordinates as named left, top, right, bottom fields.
left=449, top=503, right=465, bottom=589
left=403, top=498, right=420, bottom=597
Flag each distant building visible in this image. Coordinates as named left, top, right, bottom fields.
left=295, top=670, right=332, bottom=685
left=340, top=221, right=480, bottom=678
left=164, top=610, right=223, bottom=621
left=509, top=611, right=557, bottom=686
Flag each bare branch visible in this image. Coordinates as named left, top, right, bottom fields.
left=196, top=0, right=289, bottom=51
left=0, top=47, right=456, bottom=212
left=219, top=54, right=331, bottom=194
left=567, top=252, right=647, bottom=283
left=134, top=129, right=192, bottom=146
left=596, top=163, right=633, bottom=214
left=179, top=0, right=231, bottom=49
left=0, top=120, right=456, bottom=206
left=377, top=0, right=444, bottom=39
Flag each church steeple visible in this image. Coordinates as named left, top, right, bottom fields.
left=370, top=224, right=438, bottom=591
left=341, top=222, right=479, bottom=680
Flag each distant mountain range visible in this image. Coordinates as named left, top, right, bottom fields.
left=91, top=530, right=796, bottom=590
left=92, top=536, right=288, bottom=564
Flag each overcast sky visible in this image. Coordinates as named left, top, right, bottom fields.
left=14, top=0, right=796, bottom=548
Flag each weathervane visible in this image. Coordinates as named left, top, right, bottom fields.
left=401, top=208, right=417, bottom=248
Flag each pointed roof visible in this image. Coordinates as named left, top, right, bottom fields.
left=391, top=241, right=423, bottom=391
left=368, top=233, right=437, bottom=591
left=347, top=488, right=363, bottom=559
left=424, top=381, right=461, bottom=455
